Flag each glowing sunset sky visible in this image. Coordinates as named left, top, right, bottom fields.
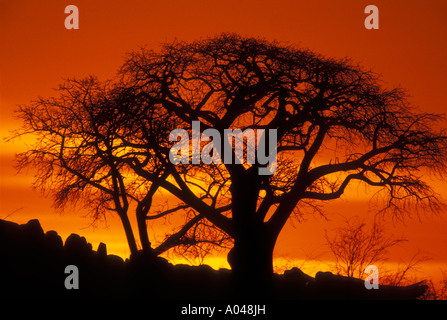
left=1, top=0, right=446, bottom=282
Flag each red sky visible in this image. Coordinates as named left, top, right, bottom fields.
left=1, top=0, right=446, bottom=282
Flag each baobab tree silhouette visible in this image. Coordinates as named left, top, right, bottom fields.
left=12, top=33, right=447, bottom=294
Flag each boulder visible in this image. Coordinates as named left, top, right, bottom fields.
left=64, top=233, right=93, bottom=262
left=313, top=271, right=428, bottom=299
left=44, top=230, right=63, bottom=251
left=97, top=242, right=107, bottom=258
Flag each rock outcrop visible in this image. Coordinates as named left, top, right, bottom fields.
left=0, top=219, right=428, bottom=300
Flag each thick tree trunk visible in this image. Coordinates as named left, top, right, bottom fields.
left=228, top=226, right=275, bottom=297
left=227, top=176, right=275, bottom=297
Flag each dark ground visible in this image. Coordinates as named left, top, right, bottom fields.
left=0, top=218, right=428, bottom=300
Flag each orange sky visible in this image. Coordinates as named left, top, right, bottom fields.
left=1, top=0, right=447, bottom=282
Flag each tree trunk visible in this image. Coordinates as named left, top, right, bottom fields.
left=137, top=211, right=154, bottom=256
left=118, top=212, right=139, bottom=257
left=227, top=225, right=275, bottom=297
left=227, top=177, right=275, bottom=297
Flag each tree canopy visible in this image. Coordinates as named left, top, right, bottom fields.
left=12, top=34, right=447, bottom=284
